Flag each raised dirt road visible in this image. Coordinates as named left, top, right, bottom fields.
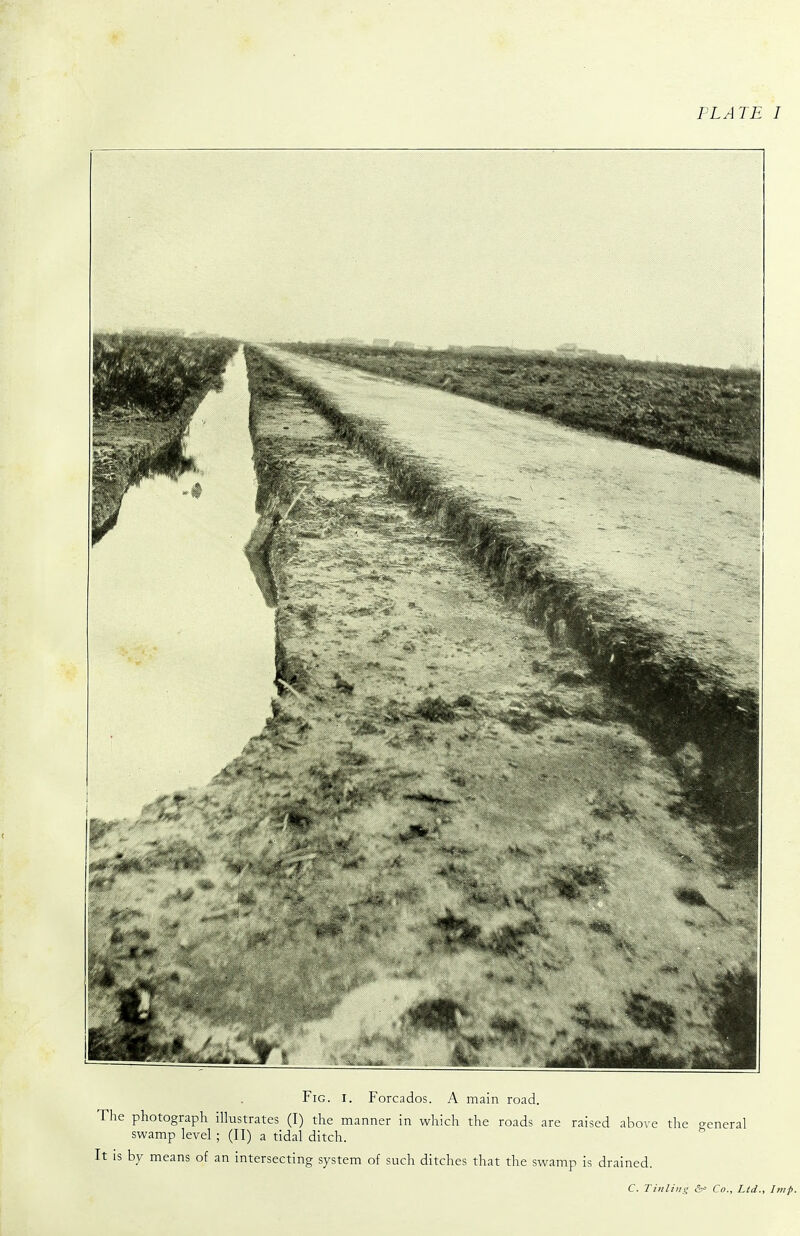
left=268, top=348, right=760, bottom=704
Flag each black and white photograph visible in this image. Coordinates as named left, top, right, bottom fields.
left=86, top=148, right=762, bottom=1070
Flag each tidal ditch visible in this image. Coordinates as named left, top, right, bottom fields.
left=89, top=347, right=276, bottom=822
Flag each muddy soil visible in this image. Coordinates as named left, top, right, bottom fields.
left=87, top=350, right=756, bottom=1069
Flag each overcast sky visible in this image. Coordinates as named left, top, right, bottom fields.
left=92, top=149, right=762, bottom=368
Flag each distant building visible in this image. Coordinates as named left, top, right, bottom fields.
left=392, top=340, right=416, bottom=350
left=555, top=344, right=626, bottom=361
left=372, top=338, right=390, bottom=347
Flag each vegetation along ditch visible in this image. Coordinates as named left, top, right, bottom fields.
left=91, top=332, right=238, bottom=543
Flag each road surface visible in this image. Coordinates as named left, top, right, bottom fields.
left=269, top=348, right=760, bottom=701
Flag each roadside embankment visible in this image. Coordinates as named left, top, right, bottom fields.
left=263, top=347, right=760, bottom=837
left=87, top=346, right=756, bottom=1067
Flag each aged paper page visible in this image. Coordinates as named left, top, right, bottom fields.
left=2, top=2, right=797, bottom=1233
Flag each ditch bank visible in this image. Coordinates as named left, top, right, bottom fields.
left=263, top=348, right=760, bottom=843
left=92, top=369, right=235, bottom=545
left=86, top=346, right=756, bottom=1068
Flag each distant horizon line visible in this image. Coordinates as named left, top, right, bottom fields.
left=285, top=340, right=761, bottom=372
left=91, top=327, right=761, bottom=372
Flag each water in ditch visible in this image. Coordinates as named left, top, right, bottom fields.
left=89, top=347, right=275, bottom=820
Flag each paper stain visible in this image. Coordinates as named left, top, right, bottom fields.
left=0, top=91, right=23, bottom=148
left=117, top=642, right=158, bottom=667
left=238, top=32, right=255, bottom=52
left=8, top=849, right=28, bottom=878
left=489, top=29, right=513, bottom=52
left=0, top=997, right=33, bottom=1069
left=8, top=874, right=35, bottom=919
left=58, top=660, right=78, bottom=684
left=107, top=28, right=125, bottom=46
